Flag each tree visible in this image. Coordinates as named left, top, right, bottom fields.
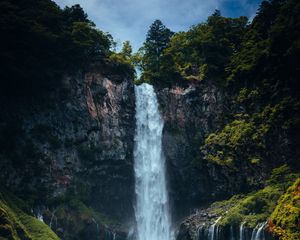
left=141, top=20, right=173, bottom=83
left=121, top=40, right=132, bottom=58
left=0, top=0, right=116, bottom=99
left=63, top=4, right=93, bottom=25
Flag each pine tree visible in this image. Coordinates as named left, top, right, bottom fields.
left=141, top=20, right=173, bottom=83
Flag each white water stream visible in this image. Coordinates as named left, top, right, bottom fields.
left=208, top=217, right=222, bottom=240
left=133, top=83, right=173, bottom=240
left=239, top=222, right=245, bottom=240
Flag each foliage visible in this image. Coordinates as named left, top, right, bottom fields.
left=269, top=178, right=300, bottom=240
left=43, top=187, right=116, bottom=240
left=137, top=20, right=175, bottom=84
left=0, top=0, right=129, bottom=99
left=227, top=0, right=300, bottom=99
left=49, top=197, right=115, bottom=239
left=136, top=11, right=248, bottom=85
left=109, top=40, right=135, bottom=75
left=201, top=96, right=299, bottom=169
left=211, top=169, right=299, bottom=229
left=202, top=118, right=264, bottom=167
left=0, top=186, right=59, bottom=240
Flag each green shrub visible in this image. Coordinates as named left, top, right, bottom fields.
left=270, top=178, right=300, bottom=240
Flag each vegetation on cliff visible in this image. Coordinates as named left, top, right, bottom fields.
left=269, top=178, right=300, bottom=240
left=212, top=166, right=299, bottom=229
left=200, top=0, right=300, bottom=196
left=0, top=186, right=59, bottom=240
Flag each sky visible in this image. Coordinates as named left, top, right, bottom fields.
left=54, top=0, right=262, bottom=51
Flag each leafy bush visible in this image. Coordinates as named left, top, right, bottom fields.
left=269, top=178, right=300, bottom=240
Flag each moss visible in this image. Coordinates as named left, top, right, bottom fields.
left=205, top=120, right=256, bottom=148
left=266, top=165, right=297, bottom=187
left=219, top=185, right=283, bottom=228
left=65, top=198, right=115, bottom=226
left=249, top=157, right=261, bottom=164
left=201, top=97, right=299, bottom=168
left=0, top=187, right=59, bottom=240
left=203, top=119, right=261, bottom=166
left=236, top=87, right=260, bottom=103
left=269, top=178, right=300, bottom=240
left=47, top=198, right=116, bottom=239
left=208, top=168, right=299, bottom=229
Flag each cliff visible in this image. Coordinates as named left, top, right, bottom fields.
left=0, top=65, right=135, bottom=240
left=156, top=82, right=225, bottom=212
left=155, top=80, right=299, bottom=240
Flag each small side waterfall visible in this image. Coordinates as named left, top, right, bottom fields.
left=196, top=225, right=205, bottom=240
left=230, top=225, right=235, bottom=240
left=251, top=222, right=267, bottom=240
left=37, top=211, right=44, bottom=222
left=255, top=222, right=267, bottom=240
left=193, top=220, right=271, bottom=240
left=208, top=217, right=222, bottom=240
left=239, top=222, right=245, bottom=240
left=133, top=83, right=173, bottom=240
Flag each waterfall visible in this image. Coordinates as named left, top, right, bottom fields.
left=251, top=222, right=267, bottom=240
left=239, top=222, right=245, bottom=240
left=37, top=211, right=44, bottom=222
left=255, top=222, right=267, bottom=240
left=216, top=224, right=220, bottom=240
left=251, top=225, right=258, bottom=240
left=196, top=225, right=201, bottom=240
left=208, top=217, right=222, bottom=240
left=230, top=225, right=234, bottom=240
left=133, top=83, right=173, bottom=240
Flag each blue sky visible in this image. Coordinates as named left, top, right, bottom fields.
left=54, top=0, right=262, bottom=51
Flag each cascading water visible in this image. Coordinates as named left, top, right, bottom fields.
left=255, top=222, right=267, bottom=240
left=133, top=83, right=173, bottom=240
left=251, top=222, right=267, bottom=240
left=239, top=222, right=245, bottom=240
left=208, top=217, right=222, bottom=240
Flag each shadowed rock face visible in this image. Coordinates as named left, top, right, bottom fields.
left=0, top=67, right=135, bottom=238
left=155, top=82, right=226, bottom=215
left=82, top=71, right=136, bottom=221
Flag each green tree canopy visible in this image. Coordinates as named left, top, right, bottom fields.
left=139, top=20, right=174, bottom=84
left=0, top=0, right=116, bottom=99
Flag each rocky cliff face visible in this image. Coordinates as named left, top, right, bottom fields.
left=156, top=81, right=229, bottom=214
left=156, top=80, right=284, bottom=218
left=1, top=71, right=293, bottom=240
left=0, top=66, right=135, bottom=239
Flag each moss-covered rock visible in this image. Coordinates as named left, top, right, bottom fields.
left=176, top=167, right=299, bottom=240
left=269, top=178, right=300, bottom=240
left=215, top=166, right=299, bottom=228
left=0, top=187, right=60, bottom=240
left=217, top=185, right=282, bottom=228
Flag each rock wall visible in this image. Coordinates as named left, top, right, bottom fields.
left=0, top=66, right=135, bottom=239
left=156, top=81, right=226, bottom=215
